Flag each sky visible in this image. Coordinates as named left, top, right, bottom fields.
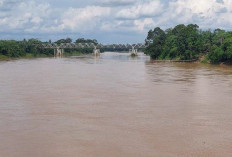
left=0, top=0, right=232, bottom=44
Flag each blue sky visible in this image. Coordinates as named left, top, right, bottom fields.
left=0, top=0, right=231, bottom=44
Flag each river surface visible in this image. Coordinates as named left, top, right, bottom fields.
left=0, top=52, right=232, bottom=157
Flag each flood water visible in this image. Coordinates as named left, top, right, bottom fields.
left=0, top=52, right=232, bottom=157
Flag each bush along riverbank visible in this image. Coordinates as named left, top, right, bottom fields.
left=0, top=39, right=54, bottom=60
left=145, top=24, right=232, bottom=64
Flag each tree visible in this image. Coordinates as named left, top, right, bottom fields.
left=75, top=38, right=98, bottom=44
left=65, top=38, right=72, bottom=43
left=144, top=24, right=232, bottom=63
left=145, top=27, right=166, bottom=59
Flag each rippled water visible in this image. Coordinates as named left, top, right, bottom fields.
left=0, top=52, right=232, bottom=157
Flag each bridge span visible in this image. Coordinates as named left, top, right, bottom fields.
left=39, top=43, right=146, bottom=56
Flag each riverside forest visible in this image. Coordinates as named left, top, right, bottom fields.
left=1, top=24, right=232, bottom=64
left=0, top=38, right=98, bottom=60
left=145, top=24, right=232, bottom=64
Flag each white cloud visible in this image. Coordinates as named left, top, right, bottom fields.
left=0, top=1, right=111, bottom=34
left=161, top=0, right=232, bottom=29
left=101, top=20, right=136, bottom=32
left=102, top=0, right=135, bottom=3
left=169, top=0, right=224, bottom=18
left=134, top=18, right=156, bottom=31
left=59, top=6, right=111, bottom=32
left=0, top=1, right=50, bottom=31
left=1, top=0, right=232, bottom=43
left=99, top=0, right=136, bottom=6
left=31, top=17, right=43, bottom=24
left=116, top=1, right=164, bottom=19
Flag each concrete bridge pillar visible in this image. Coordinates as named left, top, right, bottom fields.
left=54, top=48, right=64, bottom=57
left=130, top=46, right=138, bottom=56
left=93, top=46, right=100, bottom=56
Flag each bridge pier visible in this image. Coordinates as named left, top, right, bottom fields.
left=54, top=48, right=64, bottom=57
left=129, top=46, right=138, bottom=56
left=93, top=46, right=100, bottom=56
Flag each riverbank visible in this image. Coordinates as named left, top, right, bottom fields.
left=0, top=53, right=53, bottom=61
left=146, top=50, right=232, bottom=65
left=150, top=59, right=198, bottom=63
left=145, top=24, right=232, bottom=65
left=0, top=55, right=10, bottom=61
left=150, top=55, right=232, bottom=65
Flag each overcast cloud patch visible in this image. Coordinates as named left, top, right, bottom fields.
left=98, top=0, right=136, bottom=7
left=0, top=0, right=232, bottom=43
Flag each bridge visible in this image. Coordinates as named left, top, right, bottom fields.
left=39, top=43, right=146, bottom=56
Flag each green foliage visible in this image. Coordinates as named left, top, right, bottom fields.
left=0, top=40, right=24, bottom=57
left=0, top=54, right=9, bottom=60
left=201, top=56, right=210, bottom=64
left=145, top=24, right=232, bottom=63
left=145, top=27, right=166, bottom=59
left=0, top=39, right=55, bottom=59
left=0, top=38, right=99, bottom=59
left=130, top=53, right=137, bottom=57
left=75, top=38, right=98, bottom=44
left=55, top=38, right=72, bottom=44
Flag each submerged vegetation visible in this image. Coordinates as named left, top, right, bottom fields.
left=145, top=24, right=232, bottom=64
left=130, top=53, right=137, bottom=57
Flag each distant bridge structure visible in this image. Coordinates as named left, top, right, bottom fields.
left=39, top=43, right=146, bottom=56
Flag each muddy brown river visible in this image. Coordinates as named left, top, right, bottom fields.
left=0, top=52, right=232, bottom=157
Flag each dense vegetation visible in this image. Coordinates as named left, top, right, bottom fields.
left=0, top=38, right=98, bottom=60
left=145, top=24, right=232, bottom=64
left=0, top=39, right=53, bottom=59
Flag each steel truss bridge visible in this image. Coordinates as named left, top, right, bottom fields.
left=39, top=43, right=146, bottom=56
left=39, top=43, right=146, bottom=49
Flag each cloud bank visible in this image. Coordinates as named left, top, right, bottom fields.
left=0, top=0, right=232, bottom=43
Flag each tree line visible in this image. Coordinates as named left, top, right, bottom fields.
left=0, top=38, right=98, bottom=59
left=145, top=24, right=232, bottom=64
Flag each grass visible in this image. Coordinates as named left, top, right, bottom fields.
left=0, top=55, right=10, bottom=61
left=24, top=53, right=34, bottom=58
left=0, top=53, right=54, bottom=61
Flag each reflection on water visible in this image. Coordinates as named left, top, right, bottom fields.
left=0, top=52, right=232, bottom=157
